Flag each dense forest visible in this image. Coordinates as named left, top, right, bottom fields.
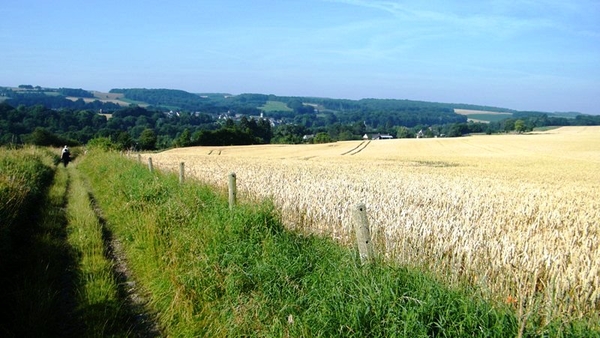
left=1, top=87, right=121, bottom=111
left=0, top=102, right=271, bottom=149
left=1, top=86, right=599, bottom=150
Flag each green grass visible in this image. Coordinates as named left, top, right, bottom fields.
left=259, top=100, right=293, bottom=112
left=66, top=166, right=140, bottom=336
left=0, top=147, right=56, bottom=269
left=0, top=148, right=55, bottom=225
left=465, top=113, right=513, bottom=122
left=0, top=148, right=141, bottom=336
left=118, top=97, right=151, bottom=107
left=0, top=148, right=69, bottom=336
left=77, top=151, right=530, bottom=337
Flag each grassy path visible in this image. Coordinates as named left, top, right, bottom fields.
left=1, top=156, right=160, bottom=337
left=81, top=174, right=161, bottom=337
left=67, top=164, right=160, bottom=336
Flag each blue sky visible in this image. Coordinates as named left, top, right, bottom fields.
left=2, top=0, right=599, bottom=114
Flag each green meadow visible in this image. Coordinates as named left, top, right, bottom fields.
left=259, top=100, right=294, bottom=112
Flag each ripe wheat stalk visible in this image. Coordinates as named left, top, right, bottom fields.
left=143, top=126, right=600, bottom=324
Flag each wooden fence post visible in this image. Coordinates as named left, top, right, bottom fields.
left=179, top=162, right=185, bottom=184
left=228, top=172, right=237, bottom=210
left=353, top=203, right=374, bottom=264
left=137, top=154, right=141, bottom=163
left=148, top=157, right=153, bottom=172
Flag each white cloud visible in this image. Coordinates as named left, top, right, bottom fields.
left=329, top=0, right=572, bottom=39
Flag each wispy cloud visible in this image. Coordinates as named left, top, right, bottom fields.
left=329, top=0, right=564, bottom=39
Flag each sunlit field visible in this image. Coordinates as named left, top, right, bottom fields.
left=145, top=126, right=600, bottom=323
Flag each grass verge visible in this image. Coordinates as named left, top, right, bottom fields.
left=0, top=147, right=55, bottom=248
left=0, top=147, right=70, bottom=336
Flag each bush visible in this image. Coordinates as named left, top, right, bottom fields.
left=86, top=137, right=118, bottom=151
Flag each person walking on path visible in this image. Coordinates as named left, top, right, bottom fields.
left=61, top=146, right=71, bottom=167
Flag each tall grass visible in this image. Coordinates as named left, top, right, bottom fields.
left=78, top=151, right=532, bottom=337
left=0, top=147, right=55, bottom=242
left=66, top=165, right=143, bottom=336
left=0, top=147, right=67, bottom=336
left=0, top=147, right=141, bottom=336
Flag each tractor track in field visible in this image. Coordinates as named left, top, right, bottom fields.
left=56, top=170, right=82, bottom=337
left=85, top=183, right=162, bottom=337
left=341, top=140, right=365, bottom=155
left=346, top=140, right=371, bottom=155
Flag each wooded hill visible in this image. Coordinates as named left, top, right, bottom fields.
left=1, top=86, right=598, bottom=149
left=0, top=86, right=524, bottom=117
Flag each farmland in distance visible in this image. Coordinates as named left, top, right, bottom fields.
left=146, top=126, right=600, bottom=323
left=453, top=108, right=513, bottom=123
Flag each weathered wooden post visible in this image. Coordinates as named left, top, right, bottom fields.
left=148, top=157, right=153, bottom=172
left=137, top=154, right=141, bottom=163
left=228, top=172, right=237, bottom=210
left=353, top=203, right=374, bottom=264
left=179, top=162, right=185, bottom=184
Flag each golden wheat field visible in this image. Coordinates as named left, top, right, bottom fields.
left=143, top=126, right=600, bottom=322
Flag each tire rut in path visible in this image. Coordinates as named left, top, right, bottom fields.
left=86, top=191, right=162, bottom=337
left=57, top=170, right=82, bottom=337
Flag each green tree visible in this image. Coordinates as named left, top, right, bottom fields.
left=396, top=126, right=414, bottom=138
left=503, top=119, right=515, bottom=132
left=174, top=128, right=192, bottom=147
left=271, top=124, right=307, bottom=144
left=116, top=131, right=134, bottom=150
left=138, top=128, right=157, bottom=150
left=26, top=127, right=77, bottom=147
left=256, top=118, right=272, bottom=143
left=27, top=127, right=61, bottom=146
left=313, top=132, right=332, bottom=144
left=514, top=119, right=526, bottom=133
left=87, top=137, right=117, bottom=151
left=224, top=118, right=235, bottom=129
left=156, top=135, right=173, bottom=149
left=337, top=130, right=354, bottom=141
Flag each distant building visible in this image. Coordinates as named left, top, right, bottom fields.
left=371, top=133, right=393, bottom=140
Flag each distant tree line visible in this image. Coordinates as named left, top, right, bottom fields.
left=483, top=113, right=600, bottom=134
left=2, top=87, right=600, bottom=150
left=109, top=89, right=270, bottom=114
left=2, top=88, right=121, bottom=111
left=58, top=88, right=94, bottom=98
left=110, top=88, right=209, bottom=111
left=0, top=102, right=272, bottom=150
